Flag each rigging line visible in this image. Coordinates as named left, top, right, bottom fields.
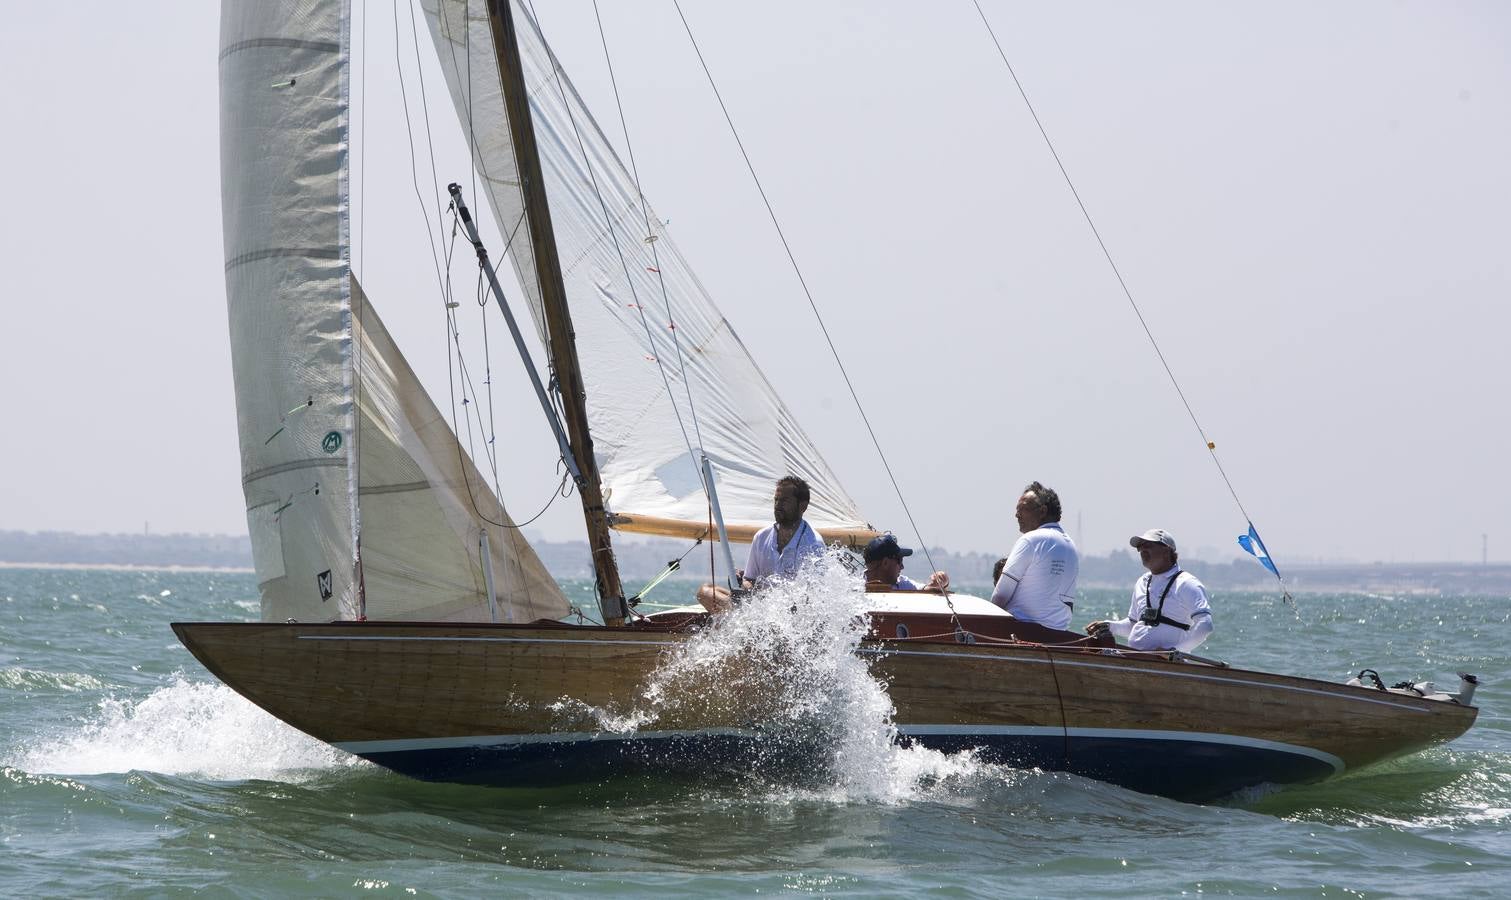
left=525, top=0, right=704, bottom=491
left=391, top=0, right=447, bottom=297
left=412, top=29, right=514, bottom=514
left=358, top=0, right=366, bottom=280
left=431, top=2, right=486, bottom=240
left=970, top=0, right=1254, bottom=527
left=477, top=274, right=501, bottom=486
left=454, top=223, right=505, bottom=491
left=448, top=293, right=503, bottom=480
left=438, top=3, right=548, bottom=378
left=444, top=290, right=569, bottom=530
left=430, top=7, right=559, bottom=478
left=440, top=219, right=513, bottom=512
left=630, top=533, right=709, bottom=601
left=672, top=0, right=942, bottom=576
left=592, top=0, right=707, bottom=453
left=406, top=0, right=458, bottom=270
left=437, top=224, right=519, bottom=530
left=465, top=0, right=478, bottom=211
left=475, top=267, right=507, bottom=498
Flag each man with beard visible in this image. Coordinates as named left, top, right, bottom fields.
left=697, top=475, right=827, bottom=613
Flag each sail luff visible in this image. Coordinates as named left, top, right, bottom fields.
left=484, top=0, right=627, bottom=625
left=221, top=0, right=358, bottom=621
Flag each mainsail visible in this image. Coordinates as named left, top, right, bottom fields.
left=421, top=1, right=873, bottom=544
left=220, top=0, right=567, bottom=622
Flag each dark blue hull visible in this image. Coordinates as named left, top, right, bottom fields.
left=349, top=726, right=1340, bottom=803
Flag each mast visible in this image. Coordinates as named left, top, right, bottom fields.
left=485, top=0, right=627, bottom=625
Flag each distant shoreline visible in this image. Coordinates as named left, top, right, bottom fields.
left=3, top=528, right=1509, bottom=593
left=0, top=561, right=255, bottom=574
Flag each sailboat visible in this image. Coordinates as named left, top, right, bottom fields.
left=176, top=0, right=1478, bottom=803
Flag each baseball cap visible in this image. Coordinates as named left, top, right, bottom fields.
left=864, top=533, right=913, bottom=563
left=1129, top=529, right=1177, bottom=552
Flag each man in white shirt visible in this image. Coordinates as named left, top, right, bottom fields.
left=1086, top=529, right=1213, bottom=652
left=990, top=481, right=1079, bottom=630
left=862, top=534, right=949, bottom=591
left=698, top=476, right=827, bottom=612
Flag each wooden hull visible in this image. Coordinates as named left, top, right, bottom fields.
left=171, top=619, right=1476, bottom=802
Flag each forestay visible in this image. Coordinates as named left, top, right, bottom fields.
left=219, top=0, right=567, bottom=623
left=421, top=0, right=872, bottom=541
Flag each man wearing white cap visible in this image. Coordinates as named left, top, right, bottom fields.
left=1086, top=529, right=1213, bottom=652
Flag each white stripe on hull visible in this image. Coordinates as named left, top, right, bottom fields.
left=896, top=724, right=1345, bottom=773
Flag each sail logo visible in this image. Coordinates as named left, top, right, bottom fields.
left=321, top=431, right=342, bottom=454
left=317, top=569, right=333, bottom=601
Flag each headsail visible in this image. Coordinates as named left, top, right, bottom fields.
left=221, top=0, right=357, bottom=620
left=353, top=279, right=568, bottom=622
left=421, top=1, right=873, bottom=544
left=220, top=0, right=567, bottom=622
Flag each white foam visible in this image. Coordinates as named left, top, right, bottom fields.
left=582, top=552, right=1010, bottom=803
left=10, top=674, right=364, bottom=781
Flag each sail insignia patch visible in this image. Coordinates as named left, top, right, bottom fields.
left=317, top=569, right=333, bottom=601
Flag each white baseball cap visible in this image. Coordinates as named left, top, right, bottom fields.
left=1129, top=529, right=1177, bottom=552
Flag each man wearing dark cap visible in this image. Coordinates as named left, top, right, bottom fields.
left=863, top=534, right=949, bottom=591
left=1086, top=528, right=1213, bottom=652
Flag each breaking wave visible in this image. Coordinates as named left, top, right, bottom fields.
left=9, top=674, right=363, bottom=781
left=557, top=552, right=1008, bottom=803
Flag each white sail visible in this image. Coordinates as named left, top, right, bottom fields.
left=221, top=0, right=358, bottom=620
left=353, top=280, right=568, bottom=622
left=421, top=1, right=872, bottom=541
left=220, top=0, right=567, bottom=622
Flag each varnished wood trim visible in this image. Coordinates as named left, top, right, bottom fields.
left=862, top=647, right=1435, bottom=712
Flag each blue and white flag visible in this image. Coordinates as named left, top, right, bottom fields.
left=1237, top=524, right=1279, bottom=577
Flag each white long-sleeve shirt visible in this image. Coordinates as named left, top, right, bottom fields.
left=1106, top=567, right=1213, bottom=652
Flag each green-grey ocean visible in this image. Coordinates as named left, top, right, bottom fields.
left=1, top=566, right=1507, bottom=897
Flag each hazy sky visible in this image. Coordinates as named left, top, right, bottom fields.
left=2, top=2, right=1508, bottom=566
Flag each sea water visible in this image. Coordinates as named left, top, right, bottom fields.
left=1, top=564, right=1508, bottom=897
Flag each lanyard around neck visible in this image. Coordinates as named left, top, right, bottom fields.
left=1143, top=568, right=1181, bottom=619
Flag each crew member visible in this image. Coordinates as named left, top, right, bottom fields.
left=1086, top=528, right=1213, bottom=652
left=990, top=481, right=1079, bottom=630
left=862, top=534, right=949, bottom=591
left=697, top=475, right=827, bottom=612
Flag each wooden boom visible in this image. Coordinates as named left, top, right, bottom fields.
left=609, top=511, right=880, bottom=552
